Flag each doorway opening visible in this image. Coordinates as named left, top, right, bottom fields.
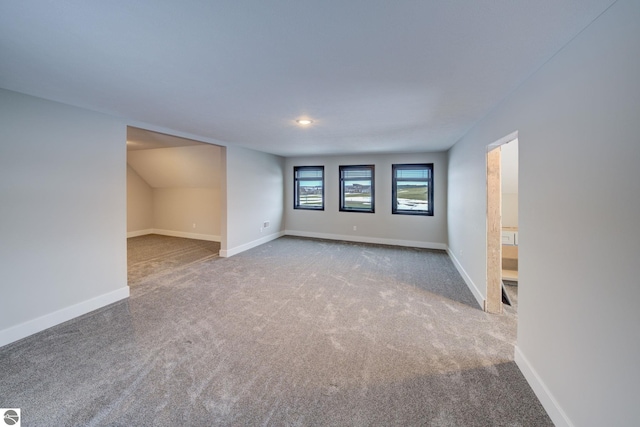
left=125, top=126, right=226, bottom=285
left=486, top=132, right=518, bottom=314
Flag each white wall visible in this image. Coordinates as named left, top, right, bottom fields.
left=447, top=1, right=640, bottom=425
left=0, top=89, right=128, bottom=347
left=285, top=152, right=448, bottom=248
left=126, top=164, right=153, bottom=232
left=222, top=145, right=285, bottom=256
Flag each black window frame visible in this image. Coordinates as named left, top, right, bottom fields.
left=293, top=166, right=325, bottom=210
left=339, top=165, right=375, bottom=213
left=392, top=163, right=434, bottom=216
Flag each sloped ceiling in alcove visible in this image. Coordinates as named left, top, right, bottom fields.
left=127, top=127, right=222, bottom=189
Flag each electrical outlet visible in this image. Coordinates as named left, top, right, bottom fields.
left=353, top=225, right=357, bottom=231
left=263, top=221, right=270, bottom=228
left=192, top=223, right=196, bottom=229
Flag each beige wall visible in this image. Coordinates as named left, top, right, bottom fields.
left=501, top=139, right=518, bottom=228
left=126, top=164, right=153, bottom=232
left=501, top=193, right=518, bottom=228
left=127, top=144, right=222, bottom=240
left=153, top=188, right=220, bottom=238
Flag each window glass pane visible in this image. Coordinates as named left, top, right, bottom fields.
left=392, top=163, right=433, bottom=215
left=343, top=182, right=372, bottom=209
left=294, top=166, right=324, bottom=210
left=340, top=165, right=374, bottom=212
left=396, top=181, right=428, bottom=211
left=298, top=181, right=323, bottom=207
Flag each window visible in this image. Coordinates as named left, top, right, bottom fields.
left=294, top=166, right=324, bottom=210
left=392, top=163, right=433, bottom=216
left=339, top=165, right=375, bottom=213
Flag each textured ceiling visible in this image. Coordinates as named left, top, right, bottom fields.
left=0, top=1, right=615, bottom=156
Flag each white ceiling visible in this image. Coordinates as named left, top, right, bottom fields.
left=0, top=1, right=615, bottom=157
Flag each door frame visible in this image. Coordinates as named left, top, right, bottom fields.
left=485, top=131, right=518, bottom=313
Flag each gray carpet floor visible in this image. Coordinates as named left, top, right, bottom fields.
left=0, top=235, right=551, bottom=426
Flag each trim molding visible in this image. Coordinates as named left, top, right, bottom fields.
left=0, top=286, right=130, bottom=348
left=220, top=231, right=285, bottom=257
left=127, top=229, right=220, bottom=242
left=127, top=229, right=154, bottom=238
left=284, top=230, right=448, bottom=250
left=487, top=130, right=518, bottom=151
left=447, top=249, right=484, bottom=309
left=515, top=346, right=574, bottom=427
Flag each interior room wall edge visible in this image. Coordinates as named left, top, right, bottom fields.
left=285, top=230, right=447, bottom=251
left=514, top=346, right=573, bottom=427
left=128, top=229, right=221, bottom=242
left=220, top=231, right=285, bottom=258
left=446, top=249, right=484, bottom=309
left=0, top=287, right=129, bottom=348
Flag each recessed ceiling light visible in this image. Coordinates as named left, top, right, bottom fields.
left=296, top=119, right=313, bottom=125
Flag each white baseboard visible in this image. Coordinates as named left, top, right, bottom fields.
left=0, top=286, right=130, bottom=348
left=284, top=230, right=448, bottom=251
left=152, top=229, right=221, bottom=242
left=127, top=229, right=154, bottom=238
left=220, top=231, right=285, bottom=257
left=447, top=249, right=484, bottom=309
left=515, top=346, right=574, bottom=427
left=127, top=229, right=220, bottom=242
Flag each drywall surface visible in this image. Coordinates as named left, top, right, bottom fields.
left=0, top=89, right=128, bottom=342
left=153, top=187, right=220, bottom=237
left=447, top=1, right=640, bottom=425
left=127, top=144, right=222, bottom=239
left=223, top=145, right=284, bottom=256
left=501, top=193, right=518, bottom=228
left=285, top=152, right=447, bottom=248
left=501, top=139, right=518, bottom=228
left=126, top=164, right=153, bottom=232
left=500, top=139, right=518, bottom=194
